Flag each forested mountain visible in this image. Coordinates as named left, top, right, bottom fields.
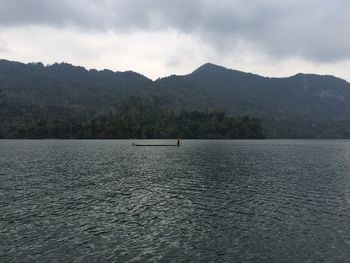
left=157, top=63, right=350, bottom=138
left=1, top=59, right=350, bottom=138
left=157, top=63, right=350, bottom=119
left=0, top=59, right=154, bottom=137
left=0, top=60, right=152, bottom=110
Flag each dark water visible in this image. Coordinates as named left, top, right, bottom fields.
left=2, top=140, right=350, bottom=262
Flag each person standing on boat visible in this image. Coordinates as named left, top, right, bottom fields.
left=177, top=138, right=180, bottom=146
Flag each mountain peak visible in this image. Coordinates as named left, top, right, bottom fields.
left=193, top=63, right=227, bottom=73
left=190, top=63, right=264, bottom=81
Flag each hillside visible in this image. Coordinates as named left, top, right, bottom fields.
left=156, top=63, right=350, bottom=137
left=1, top=59, right=350, bottom=138
left=157, top=63, right=350, bottom=119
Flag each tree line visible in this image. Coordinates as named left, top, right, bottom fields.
left=1, top=97, right=264, bottom=139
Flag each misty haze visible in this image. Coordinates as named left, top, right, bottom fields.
left=2, top=0, right=350, bottom=262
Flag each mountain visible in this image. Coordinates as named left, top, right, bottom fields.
left=1, top=59, right=350, bottom=138
left=157, top=63, right=350, bottom=118
left=0, top=59, right=152, bottom=112
left=0, top=59, right=153, bottom=131
left=156, top=63, right=350, bottom=137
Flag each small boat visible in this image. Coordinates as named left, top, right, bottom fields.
left=133, top=138, right=180, bottom=147
left=133, top=144, right=179, bottom=147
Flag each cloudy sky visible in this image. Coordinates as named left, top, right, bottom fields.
left=0, top=0, right=349, bottom=80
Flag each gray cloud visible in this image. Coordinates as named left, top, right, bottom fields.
left=0, top=0, right=349, bottom=63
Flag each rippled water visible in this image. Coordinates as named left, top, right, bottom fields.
left=2, top=140, right=350, bottom=262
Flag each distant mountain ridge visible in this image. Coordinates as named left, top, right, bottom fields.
left=1, top=59, right=350, bottom=138
left=156, top=62, right=350, bottom=117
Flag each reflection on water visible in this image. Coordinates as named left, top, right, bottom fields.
left=1, top=140, right=350, bottom=262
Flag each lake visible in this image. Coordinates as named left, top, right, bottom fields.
left=1, top=140, right=350, bottom=262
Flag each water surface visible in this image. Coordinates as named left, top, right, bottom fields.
left=1, top=140, right=350, bottom=262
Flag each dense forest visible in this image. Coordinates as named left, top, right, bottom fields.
left=2, top=59, right=350, bottom=138
left=1, top=97, right=264, bottom=139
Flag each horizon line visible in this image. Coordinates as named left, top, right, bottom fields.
left=0, top=58, right=347, bottom=83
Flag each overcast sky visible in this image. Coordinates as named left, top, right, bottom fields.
left=0, top=0, right=349, bottom=81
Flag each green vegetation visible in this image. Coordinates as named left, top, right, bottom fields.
left=1, top=97, right=264, bottom=139
left=2, top=59, right=350, bottom=138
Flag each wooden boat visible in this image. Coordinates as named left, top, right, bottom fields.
left=133, top=139, right=180, bottom=147
left=133, top=143, right=179, bottom=147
